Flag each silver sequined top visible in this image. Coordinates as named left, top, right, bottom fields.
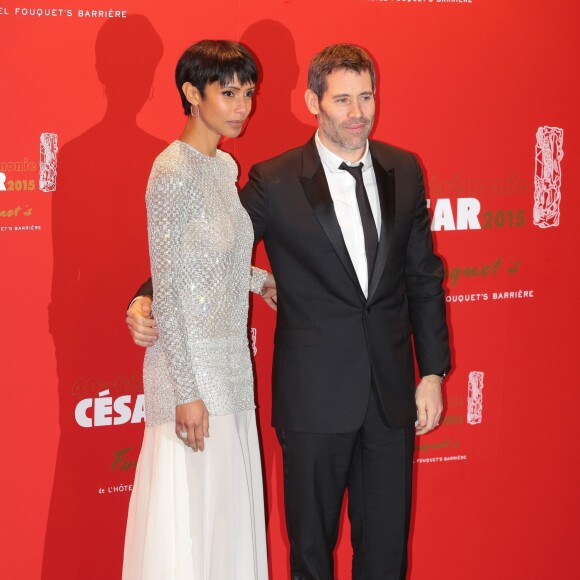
left=143, top=140, right=267, bottom=426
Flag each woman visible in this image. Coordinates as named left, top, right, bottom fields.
left=123, top=40, right=270, bottom=579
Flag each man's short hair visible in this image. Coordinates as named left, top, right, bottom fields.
left=175, top=40, right=258, bottom=116
left=307, top=44, right=376, bottom=99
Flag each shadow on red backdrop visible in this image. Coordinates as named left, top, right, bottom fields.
left=44, top=15, right=166, bottom=579
left=236, top=19, right=317, bottom=578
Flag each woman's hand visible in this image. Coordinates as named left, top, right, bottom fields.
left=175, top=400, right=209, bottom=451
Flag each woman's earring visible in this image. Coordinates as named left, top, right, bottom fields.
left=190, top=104, right=200, bottom=118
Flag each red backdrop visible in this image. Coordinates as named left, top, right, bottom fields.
left=1, top=0, right=579, bottom=578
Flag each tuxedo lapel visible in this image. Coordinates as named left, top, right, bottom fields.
left=299, top=139, right=364, bottom=299
left=368, top=148, right=396, bottom=301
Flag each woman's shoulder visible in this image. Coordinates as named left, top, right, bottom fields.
left=146, top=142, right=193, bottom=201
left=149, top=141, right=208, bottom=186
left=151, top=141, right=187, bottom=173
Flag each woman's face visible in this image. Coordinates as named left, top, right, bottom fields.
left=197, top=74, right=255, bottom=139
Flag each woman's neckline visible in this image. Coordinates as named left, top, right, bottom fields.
left=175, top=139, right=219, bottom=160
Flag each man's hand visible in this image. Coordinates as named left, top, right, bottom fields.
left=175, top=400, right=210, bottom=452
left=415, top=375, right=444, bottom=435
left=261, top=272, right=277, bottom=311
left=126, top=296, right=159, bottom=347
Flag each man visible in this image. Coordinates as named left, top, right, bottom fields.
left=128, top=44, right=450, bottom=579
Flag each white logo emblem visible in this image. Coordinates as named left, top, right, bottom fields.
left=250, top=327, right=257, bottom=356
left=533, top=126, right=563, bottom=228
left=39, top=132, right=58, bottom=192
left=467, top=371, right=484, bottom=425
left=75, top=389, right=145, bottom=428
left=429, top=197, right=481, bottom=231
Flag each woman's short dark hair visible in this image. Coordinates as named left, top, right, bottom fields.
left=175, top=40, right=258, bottom=115
left=308, top=44, right=376, bottom=99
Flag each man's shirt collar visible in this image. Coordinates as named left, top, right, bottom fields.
left=315, top=130, right=372, bottom=174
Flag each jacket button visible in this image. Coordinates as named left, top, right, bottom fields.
left=366, top=306, right=371, bottom=314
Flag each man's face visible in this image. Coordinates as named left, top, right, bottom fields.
left=306, top=68, right=375, bottom=161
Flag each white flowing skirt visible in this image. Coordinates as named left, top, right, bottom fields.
left=123, top=411, right=268, bottom=580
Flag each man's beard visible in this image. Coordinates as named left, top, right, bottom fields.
left=318, top=109, right=373, bottom=152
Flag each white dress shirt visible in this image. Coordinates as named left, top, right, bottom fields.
left=315, top=131, right=381, bottom=298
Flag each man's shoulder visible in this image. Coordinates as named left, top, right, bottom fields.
left=369, top=139, right=417, bottom=168
left=250, top=140, right=312, bottom=175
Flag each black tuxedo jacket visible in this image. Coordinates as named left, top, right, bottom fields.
left=136, top=136, right=450, bottom=433
left=240, top=137, right=449, bottom=432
